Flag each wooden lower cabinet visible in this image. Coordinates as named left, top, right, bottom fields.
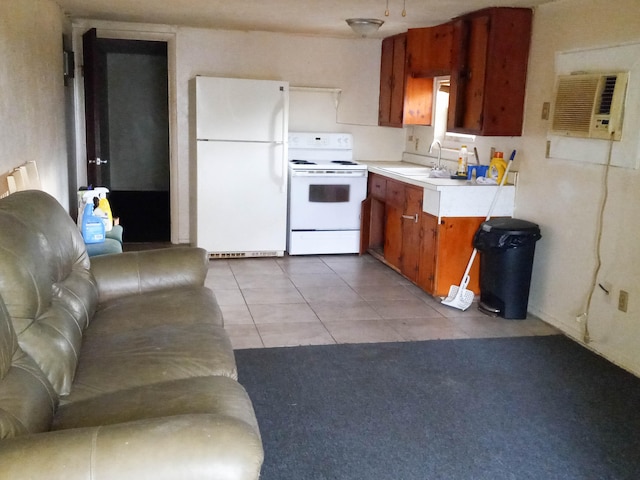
left=383, top=180, right=422, bottom=282
left=361, top=173, right=486, bottom=297
left=418, top=215, right=485, bottom=297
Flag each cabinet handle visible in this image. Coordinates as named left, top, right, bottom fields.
left=402, top=214, right=419, bottom=223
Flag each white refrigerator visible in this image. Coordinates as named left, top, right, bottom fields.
left=194, top=76, right=289, bottom=256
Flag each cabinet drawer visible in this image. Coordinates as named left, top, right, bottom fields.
left=385, top=179, right=405, bottom=208
left=368, top=174, right=387, bottom=200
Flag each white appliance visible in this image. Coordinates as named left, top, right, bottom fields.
left=287, top=132, right=368, bottom=255
left=194, top=76, right=289, bottom=257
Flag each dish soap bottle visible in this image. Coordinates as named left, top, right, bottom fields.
left=488, top=152, right=507, bottom=184
left=456, top=145, right=468, bottom=176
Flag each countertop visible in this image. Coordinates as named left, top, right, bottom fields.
left=361, top=161, right=516, bottom=218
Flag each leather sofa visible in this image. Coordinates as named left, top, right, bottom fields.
left=0, top=190, right=263, bottom=479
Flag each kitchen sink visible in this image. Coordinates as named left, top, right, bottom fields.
left=379, top=166, right=434, bottom=175
left=408, top=176, right=469, bottom=186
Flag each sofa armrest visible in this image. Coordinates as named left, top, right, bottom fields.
left=90, top=247, right=209, bottom=303
left=0, top=414, right=263, bottom=480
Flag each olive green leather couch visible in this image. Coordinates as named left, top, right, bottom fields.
left=0, top=190, right=263, bottom=479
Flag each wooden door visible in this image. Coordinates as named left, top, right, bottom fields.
left=481, top=8, right=533, bottom=136
left=383, top=179, right=405, bottom=269
left=435, top=217, right=485, bottom=296
left=389, top=34, right=407, bottom=126
left=82, top=28, right=109, bottom=188
left=417, top=213, right=439, bottom=293
left=379, top=34, right=407, bottom=127
left=378, top=36, right=394, bottom=126
left=400, top=186, right=423, bottom=281
left=82, top=31, right=170, bottom=242
left=406, top=23, right=453, bottom=77
left=448, top=14, right=490, bottom=133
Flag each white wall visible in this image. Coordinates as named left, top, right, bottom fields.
left=71, top=23, right=405, bottom=243
left=0, top=0, right=69, bottom=206
left=174, top=27, right=405, bottom=243
left=518, top=0, right=640, bottom=375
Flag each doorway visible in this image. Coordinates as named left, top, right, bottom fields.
left=83, top=30, right=170, bottom=242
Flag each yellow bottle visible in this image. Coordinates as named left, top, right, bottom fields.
left=456, top=145, right=468, bottom=176
left=488, top=152, right=507, bottom=184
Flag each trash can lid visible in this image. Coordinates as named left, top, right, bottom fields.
left=481, top=218, right=540, bottom=235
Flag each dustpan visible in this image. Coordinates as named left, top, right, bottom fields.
left=441, top=250, right=478, bottom=310
left=441, top=150, right=516, bottom=311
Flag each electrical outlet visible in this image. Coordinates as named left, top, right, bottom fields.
left=415, top=137, right=420, bottom=151
left=618, top=290, right=629, bottom=313
left=545, top=140, right=551, bottom=158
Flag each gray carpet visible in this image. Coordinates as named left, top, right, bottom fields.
left=235, top=335, right=640, bottom=480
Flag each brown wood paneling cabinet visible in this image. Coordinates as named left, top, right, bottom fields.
left=361, top=174, right=489, bottom=296
left=417, top=215, right=485, bottom=296
left=448, top=7, right=532, bottom=136
left=407, top=23, right=454, bottom=77
left=379, top=33, right=407, bottom=127
left=378, top=33, right=434, bottom=127
left=383, top=179, right=422, bottom=281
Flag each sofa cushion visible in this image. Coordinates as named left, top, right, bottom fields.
left=66, top=322, right=237, bottom=404
left=0, top=191, right=97, bottom=395
left=85, top=286, right=224, bottom=337
left=0, top=296, right=58, bottom=439
left=53, top=375, right=259, bottom=434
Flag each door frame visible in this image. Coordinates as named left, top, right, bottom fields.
left=71, top=20, right=179, bottom=243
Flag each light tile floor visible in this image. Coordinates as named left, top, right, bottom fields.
left=205, top=254, right=559, bottom=350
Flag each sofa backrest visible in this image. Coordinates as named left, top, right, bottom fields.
left=0, top=190, right=99, bottom=396
left=0, top=294, right=58, bottom=438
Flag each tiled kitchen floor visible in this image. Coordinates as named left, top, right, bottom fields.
left=205, top=253, right=559, bottom=350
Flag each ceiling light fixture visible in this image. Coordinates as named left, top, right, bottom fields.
left=346, top=18, right=384, bottom=37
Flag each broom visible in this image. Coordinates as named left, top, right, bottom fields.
left=441, top=150, right=516, bottom=310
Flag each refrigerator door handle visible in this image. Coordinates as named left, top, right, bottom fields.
left=280, top=91, right=288, bottom=193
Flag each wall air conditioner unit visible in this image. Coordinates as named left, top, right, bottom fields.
left=550, top=72, right=629, bottom=140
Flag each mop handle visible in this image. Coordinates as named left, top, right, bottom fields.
left=484, top=150, right=516, bottom=222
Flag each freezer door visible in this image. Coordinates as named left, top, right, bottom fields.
left=196, top=76, right=289, bottom=142
left=196, top=141, right=288, bottom=253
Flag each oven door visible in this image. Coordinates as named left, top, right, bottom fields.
left=289, top=171, right=367, bottom=230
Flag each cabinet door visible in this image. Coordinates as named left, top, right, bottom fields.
left=368, top=172, right=387, bottom=200
left=481, top=8, right=532, bottom=136
left=378, top=36, right=394, bottom=126
left=448, top=7, right=532, bottom=136
left=400, top=186, right=423, bottom=281
left=383, top=179, right=405, bottom=268
left=435, top=217, right=485, bottom=296
left=417, top=213, right=439, bottom=294
left=407, top=23, right=454, bottom=77
left=379, top=34, right=407, bottom=127
left=448, top=14, right=490, bottom=133
left=384, top=203, right=403, bottom=269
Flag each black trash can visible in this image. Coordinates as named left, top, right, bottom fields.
left=473, top=218, right=541, bottom=319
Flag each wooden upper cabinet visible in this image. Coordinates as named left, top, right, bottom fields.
left=378, top=33, right=433, bottom=127
left=406, top=23, right=453, bottom=77
left=379, top=33, right=407, bottom=127
left=448, top=7, right=532, bottom=136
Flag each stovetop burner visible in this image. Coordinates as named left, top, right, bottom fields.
left=331, top=160, right=358, bottom=165
left=291, top=159, right=317, bottom=165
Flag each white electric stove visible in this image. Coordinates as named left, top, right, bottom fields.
left=287, top=132, right=368, bottom=255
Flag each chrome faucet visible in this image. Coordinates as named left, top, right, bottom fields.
left=429, top=140, right=443, bottom=170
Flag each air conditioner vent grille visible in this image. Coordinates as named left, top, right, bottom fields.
left=551, top=76, right=599, bottom=134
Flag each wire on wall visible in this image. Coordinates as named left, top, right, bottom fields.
left=582, top=132, right=615, bottom=344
